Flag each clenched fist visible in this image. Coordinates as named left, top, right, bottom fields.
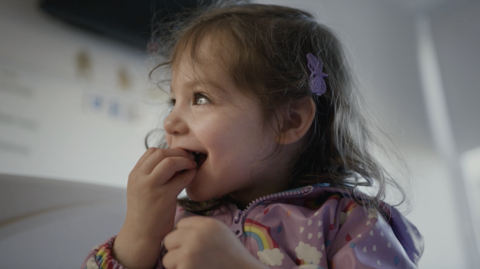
left=163, top=217, right=269, bottom=269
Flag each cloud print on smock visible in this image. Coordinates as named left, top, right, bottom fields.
left=295, top=241, right=322, bottom=265
left=257, top=248, right=284, bottom=266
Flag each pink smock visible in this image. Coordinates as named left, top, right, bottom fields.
left=82, top=184, right=423, bottom=269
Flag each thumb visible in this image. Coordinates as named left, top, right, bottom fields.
left=164, top=168, right=196, bottom=195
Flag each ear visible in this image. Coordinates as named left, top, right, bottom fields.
left=276, top=97, right=316, bottom=145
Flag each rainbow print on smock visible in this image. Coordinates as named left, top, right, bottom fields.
left=244, top=218, right=279, bottom=250
left=244, top=218, right=285, bottom=266
left=340, top=200, right=358, bottom=225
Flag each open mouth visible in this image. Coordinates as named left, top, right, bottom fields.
left=191, top=151, right=207, bottom=167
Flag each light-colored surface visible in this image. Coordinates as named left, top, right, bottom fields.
left=0, top=174, right=126, bottom=268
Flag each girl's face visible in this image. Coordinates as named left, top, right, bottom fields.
left=164, top=51, right=289, bottom=206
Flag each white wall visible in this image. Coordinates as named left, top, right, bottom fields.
left=0, top=0, right=169, bottom=187
left=429, top=0, right=480, bottom=264
left=430, top=0, right=480, bottom=154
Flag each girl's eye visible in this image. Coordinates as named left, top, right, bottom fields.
left=194, top=93, right=211, bottom=105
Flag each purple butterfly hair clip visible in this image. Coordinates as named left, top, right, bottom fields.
left=306, top=53, right=328, bottom=96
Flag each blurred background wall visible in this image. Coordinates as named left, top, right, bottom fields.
left=0, top=0, right=173, bottom=187
left=0, top=0, right=479, bottom=268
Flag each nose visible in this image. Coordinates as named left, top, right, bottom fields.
left=164, top=106, right=188, bottom=136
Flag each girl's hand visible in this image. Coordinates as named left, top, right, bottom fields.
left=163, top=216, right=270, bottom=269
left=113, top=148, right=197, bottom=269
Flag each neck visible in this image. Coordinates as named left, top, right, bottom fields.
left=228, top=175, right=290, bottom=210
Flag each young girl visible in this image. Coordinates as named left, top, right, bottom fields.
left=82, top=3, right=423, bottom=269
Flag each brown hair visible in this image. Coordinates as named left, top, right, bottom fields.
left=149, top=3, right=407, bottom=214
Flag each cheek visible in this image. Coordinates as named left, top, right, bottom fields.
left=165, top=134, right=172, bottom=147
left=195, top=118, right=236, bottom=145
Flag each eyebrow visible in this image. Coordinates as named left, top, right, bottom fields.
left=171, top=77, right=230, bottom=97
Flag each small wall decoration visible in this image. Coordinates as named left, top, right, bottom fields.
left=75, top=49, right=92, bottom=79
left=117, top=66, right=131, bottom=90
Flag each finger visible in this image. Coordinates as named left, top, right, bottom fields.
left=163, top=229, right=187, bottom=251
left=140, top=148, right=194, bottom=174
left=163, top=168, right=197, bottom=195
left=132, top=147, right=158, bottom=170
left=176, top=216, right=208, bottom=229
left=149, top=157, right=196, bottom=185
left=162, top=249, right=182, bottom=269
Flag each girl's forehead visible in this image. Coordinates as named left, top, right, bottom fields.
left=170, top=52, right=234, bottom=97
left=173, top=31, right=235, bottom=72
left=170, top=32, right=255, bottom=101
left=172, top=37, right=235, bottom=83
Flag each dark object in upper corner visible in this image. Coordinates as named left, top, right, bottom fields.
left=39, top=0, right=208, bottom=51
